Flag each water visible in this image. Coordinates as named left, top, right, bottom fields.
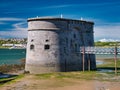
left=96, top=54, right=120, bottom=60
left=0, top=48, right=120, bottom=65
left=0, top=48, right=26, bottom=65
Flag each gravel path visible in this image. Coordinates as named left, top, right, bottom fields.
left=1, top=74, right=120, bottom=90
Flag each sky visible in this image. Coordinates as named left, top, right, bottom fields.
left=0, top=0, right=120, bottom=41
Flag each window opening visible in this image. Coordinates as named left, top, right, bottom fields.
left=75, top=44, right=77, bottom=52
left=30, top=45, right=34, bottom=50
left=44, top=44, right=50, bottom=50
left=74, top=34, right=76, bottom=38
left=66, top=38, right=68, bottom=44
left=31, top=39, right=34, bottom=42
left=70, top=39, right=73, bottom=47
left=64, top=47, right=66, bottom=53
left=45, top=39, right=49, bottom=42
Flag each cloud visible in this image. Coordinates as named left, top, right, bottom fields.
left=12, top=22, right=27, bottom=31
left=94, top=22, right=120, bottom=41
left=41, top=5, right=72, bottom=9
left=84, top=18, right=120, bottom=41
left=0, top=30, right=27, bottom=38
left=0, top=17, right=27, bottom=38
left=98, top=38, right=120, bottom=42
left=34, top=2, right=120, bottom=10
left=0, top=17, right=25, bottom=21
left=3, top=22, right=28, bottom=38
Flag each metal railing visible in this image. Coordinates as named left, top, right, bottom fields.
left=80, top=46, right=118, bottom=74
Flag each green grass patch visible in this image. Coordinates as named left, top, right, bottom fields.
left=0, top=46, right=10, bottom=49
left=0, top=74, right=24, bottom=86
left=35, top=71, right=120, bottom=82
left=97, top=59, right=120, bottom=68
left=35, top=71, right=99, bottom=80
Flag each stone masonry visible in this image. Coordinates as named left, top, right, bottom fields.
left=25, top=17, right=96, bottom=74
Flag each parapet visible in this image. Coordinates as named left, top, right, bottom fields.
left=27, top=17, right=94, bottom=24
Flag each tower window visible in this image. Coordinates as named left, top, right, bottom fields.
left=31, top=39, right=34, bottom=42
left=64, top=47, right=66, bottom=54
left=44, top=44, right=50, bottom=50
left=45, top=39, right=49, bottom=42
left=66, top=38, right=68, bottom=44
left=30, top=45, right=34, bottom=50
left=74, top=34, right=76, bottom=38
left=75, top=44, right=77, bottom=52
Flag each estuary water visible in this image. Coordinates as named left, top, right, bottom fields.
left=0, top=48, right=120, bottom=65
left=0, top=48, right=26, bottom=65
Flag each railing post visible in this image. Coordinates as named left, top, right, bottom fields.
left=114, top=46, right=117, bottom=75
left=82, top=46, right=85, bottom=72
left=88, top=47, right=91, bottom=71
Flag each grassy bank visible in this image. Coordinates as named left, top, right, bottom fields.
left=1, top=71, right=119, bottom=87
left=0, top=74, right=24, bottom=86
left=0, top=46, right=10, bottom=49
left=35, top=71, right=98, bottom=80
left=1, top=58, right=120, bottom=86
left=97, top=58, right=120, bottom=68
left=0, top=59, right=25, bottom=73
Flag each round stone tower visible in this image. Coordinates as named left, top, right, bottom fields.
left=25, top=17, right=64, bottom=74
left=25, top=17, right=96, bottom=74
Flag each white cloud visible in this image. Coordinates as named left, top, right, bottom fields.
left=34, top=2, right=120, bottom=10
left=84, top=18, right=120, bottom=41
left=0, top=17, right=25, bottom=21
left=12, top=22, right=27, bottom=31
left=98, top=38, right=120, bottom=42
left=0, top=30, right=27, bottom=38
left=0, top=17, right=27, bottom=38
left=4, top=22, right=28, bottom=38
left=94, top=23, right=120, bottom=41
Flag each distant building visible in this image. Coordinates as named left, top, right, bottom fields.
left=25, top=17, right=96, bottom=74
left=2, top=44, right=26, bottom=48
left=2, top=44, right=14, bottom=47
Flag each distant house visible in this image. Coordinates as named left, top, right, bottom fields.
left=2, top=44, right=26, bottom=48
left=2, top=44, right=14, bottom=47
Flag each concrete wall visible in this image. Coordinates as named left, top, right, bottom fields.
left=25, top=18, right=96, bottom=74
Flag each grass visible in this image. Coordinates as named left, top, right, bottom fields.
left=33, top=71, right=120, bottom=82
left=0, top=46, right=10, bottom=49
left=0, top=59, right=25, bottom=73
left=96, top=58, right=120, bottom=79
left=1, top=57, right=120, bottom=86
left=35, top=71, right=107, bottom=80
left=0, top=74, right=24, bottom=86
left=0, top=71, right=120, bottom=88
left=97, top=58, right=120, bottom=68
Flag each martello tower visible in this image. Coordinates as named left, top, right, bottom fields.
left=25, top=17, right=96, bottom=74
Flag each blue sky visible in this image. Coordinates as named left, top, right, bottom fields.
left=0, top=0, right=120, bottom=41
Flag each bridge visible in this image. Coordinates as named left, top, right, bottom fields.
left=80, top=46, right=119, bottom=74
left=80, top=46, right=120, bottom=55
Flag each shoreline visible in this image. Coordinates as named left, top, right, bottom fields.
left=0, top=47, right=26, bottom=49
